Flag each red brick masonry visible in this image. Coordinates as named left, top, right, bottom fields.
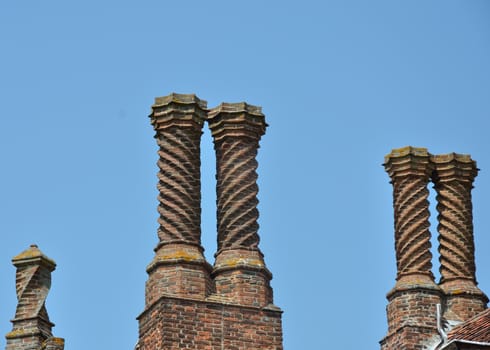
left=138, top=297, right=282, bottom=350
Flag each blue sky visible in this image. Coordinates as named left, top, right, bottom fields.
left=1, top=1, right=489, bottom=349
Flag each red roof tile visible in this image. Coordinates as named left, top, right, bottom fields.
left=447, top=308, right=490, bottom=343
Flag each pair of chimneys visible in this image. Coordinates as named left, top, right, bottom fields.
left=381, top=146, right=488, bottom=350
left=144, top=93, right=274, bottom=308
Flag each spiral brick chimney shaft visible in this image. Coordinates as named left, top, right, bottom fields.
left=5, top=245, right=64, bottom=350
left=381, top=147, right=442, bottom=350
left=207, top=102, right=265, bottom=253
left=207, top=102, right=273, bottom=307
left=384, top=146, right=436, bottom=284
left=432, top=153, right=488, bottom=322
left=145, top=93, right=212, bottom=305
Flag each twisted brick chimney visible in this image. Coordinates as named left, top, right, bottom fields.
left=382, top=147, right=442, bottom=350
left=381, top=146, right=488, bottom=350
left=137, top=93, right=283, bottom=350
left=5, top=245, right=64, bottom=350
left=208, top=102, right=273, bottom=308
left=144, top=93, right=212, bottom=306
left=432, top=153, right=488, bottom=323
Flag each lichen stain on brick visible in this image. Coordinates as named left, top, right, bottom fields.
left=158, top=250, right=201, bottom=262
left=222, top=257, right=264, bottom=268
left=5, top=329, right=28, bottom=338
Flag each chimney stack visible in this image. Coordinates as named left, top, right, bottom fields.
left=432, top=153, right=488, bottom=322
left=137, top=94, right=283, bottom=350
left=381, top=147, right=488, bottom=350
left=207, top=102, right=273, bottom=307
left=382, top=147, right=442, bottom=350
left=5, top=245, right=64, bottom=350
left=145, top=93, right=213, bottom=305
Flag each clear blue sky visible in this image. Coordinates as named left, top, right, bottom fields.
left=1, top=1, right=489, bottom=349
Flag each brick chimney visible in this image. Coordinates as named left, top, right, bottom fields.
left=207, top=102, right=273, bottom=307
left=5, top=245, right=64, bottom=350
left=432, top=153, right=488, bottom=323
left=144, top=93, right=212, bottom=306
left=137, top=94, right=283, bottom=350
left=381, top=147, right=442, bottom=350
left=381, top=147, right=489, bottom=350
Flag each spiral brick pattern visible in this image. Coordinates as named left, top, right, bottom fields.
left=382, top=148, right=490, bottom=349
left=207, top=102, right=266, bottom=253
left=215, top=138, right=260, bottom=250
left=139, top=97, right=282, bottom=349
left=393, top=176, right=433, bottom=278
left=145, top=94, right=211, bottom=304
left=383, top=147, right=440, bottom=350
left=435, top=181, right=475, bottom=281
left=6, top=245, right=64, bottom=350
left=156, top=126, right=202, bottom=245
left=15, top=264, right=50, bottom=322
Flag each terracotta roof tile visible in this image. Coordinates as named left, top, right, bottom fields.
left=447, top=308, right=490, bottom=343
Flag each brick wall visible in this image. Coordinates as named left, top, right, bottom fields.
left=138, top=297, right=282, bottom=350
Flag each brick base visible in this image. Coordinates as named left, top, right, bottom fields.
left=213, top=249, right=273, bottom=307
left=382, top=276, right=443, bottom=350
left=380, top=325, right=440, bottom=350
left=145, top=243, right=213, bottom=306
left=440, top=279, right=488, bottom=322
left=137, top=296, right=283, bottom=350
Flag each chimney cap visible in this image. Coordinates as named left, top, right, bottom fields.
left=208, top=102, right=264, bottom=118
left=149, top=93, right=207, bottom=130
left=152, top=93, right=208, bottom=110
left=431, top=153, right=478, bottom=182
left=384, top=146, right=429, bottom=164
left=207, top=102, right=267, bottom=141
left=383, top=146, right=432, bottom=179
left=12, top=244, right=56, bottom=270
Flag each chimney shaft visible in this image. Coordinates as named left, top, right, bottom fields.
left=5, top=245, right=64, bottom=350
left=432, top=153, right=488, bottom=322
left=207, top=102, right=272, bottom=307
left=381, top=147, right=442, bottom=350
left=145, top=93, right=212, bottom=305
left=384, top=146, right=435, bottom=282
